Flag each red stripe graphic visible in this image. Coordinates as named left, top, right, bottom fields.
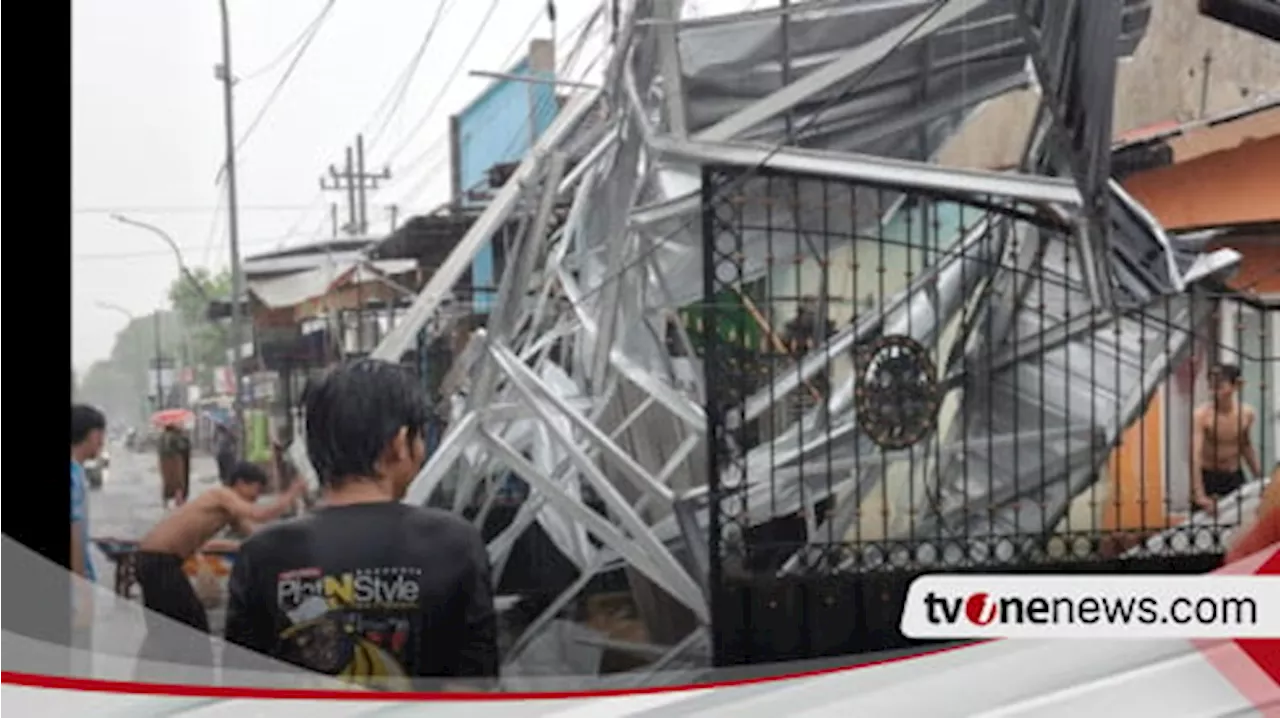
left=1, top=643, right=980, bottom=701
left=1196, top=543, right=1280, bottom=711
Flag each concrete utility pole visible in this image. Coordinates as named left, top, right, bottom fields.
left=153, top=312, right=166, bottom=409
left=217, top=0, right=248, bottom=458
left=320, top=134, right=391, bottom=236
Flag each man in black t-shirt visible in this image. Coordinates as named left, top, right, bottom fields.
left=223, top=359, right=498, bottom=689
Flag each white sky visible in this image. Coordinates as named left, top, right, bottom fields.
left=71, top=0, right=626, bottom=371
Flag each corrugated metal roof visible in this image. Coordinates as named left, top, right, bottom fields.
left=248, top=259, right=417, bottom=309
left=244, top=252, right=363, bottom=279
left=242, top=239, right=379, bottom=278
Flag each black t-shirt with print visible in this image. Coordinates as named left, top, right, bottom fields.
left=223, top=502, right=498, bottom=686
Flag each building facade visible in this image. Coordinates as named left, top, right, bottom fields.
left=451, top=39, right=559, bottom=313
left=1100, top=102, right=1280, bottom=533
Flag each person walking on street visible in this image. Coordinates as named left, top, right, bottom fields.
left=271, top=428, right=302, bottom=509
left=158, top=424, right=193, bottom=509
left=71, top=404, right=107, bottom=656
left=215, top=423, right=238, bottom=485
left=224, top=359, right=498, bottom=689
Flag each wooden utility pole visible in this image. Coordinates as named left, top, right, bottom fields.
left=319, top=133, right=391, bottom=236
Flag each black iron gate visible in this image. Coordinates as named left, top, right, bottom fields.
left=698, top=165, right=1277, bottom=665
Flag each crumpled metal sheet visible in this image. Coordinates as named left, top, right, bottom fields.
left=920, top=241, right=1210, bottom=548
left=677, top=0, right=1151, bottom=152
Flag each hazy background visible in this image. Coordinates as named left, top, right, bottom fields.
left=70, top=0, right=633, bottom=371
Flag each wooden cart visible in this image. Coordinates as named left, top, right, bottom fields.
left=92, top=537, right=237, bottom=607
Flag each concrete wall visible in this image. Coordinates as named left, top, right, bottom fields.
left=938, top=0, right=1280, bottom=169
left=455, top=39, right=557, bottom=312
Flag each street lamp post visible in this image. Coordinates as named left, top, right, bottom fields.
left=112, top=212, right=212, bottom=402
left=111, top=212, right=245, bottom=451
left=110, top=214, right=214, bottom=306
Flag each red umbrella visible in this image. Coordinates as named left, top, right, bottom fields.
left=151, top=408, right=194, bottom=428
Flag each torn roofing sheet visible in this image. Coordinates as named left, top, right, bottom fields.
left=675, top=0, right=1151, bottom=152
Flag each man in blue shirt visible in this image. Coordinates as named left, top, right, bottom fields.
left=71, top=405, right=106, bottom=638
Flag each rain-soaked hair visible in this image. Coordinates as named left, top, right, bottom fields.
left=71, top=404, right=106, bottom=446
left=302, top=359, right=430, bottom=488
left=225, top=461, right=269, bottom=487
left=1211, top=363, right=1242, bottom=384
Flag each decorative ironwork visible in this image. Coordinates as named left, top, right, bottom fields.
left=853, top=335, right=941, bottom=450
left=700, top=163, right=1275, bottom=664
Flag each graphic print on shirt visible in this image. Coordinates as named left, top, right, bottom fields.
left=276, top=566, right=423, bottom=688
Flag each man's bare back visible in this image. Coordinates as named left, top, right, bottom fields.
left=139, top=481, right=304, bottom=559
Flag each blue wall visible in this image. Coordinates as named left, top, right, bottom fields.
left=457, top=58, right=559, bottom=313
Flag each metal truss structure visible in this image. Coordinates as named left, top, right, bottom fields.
left=287, top=0, right=1247, bottom=681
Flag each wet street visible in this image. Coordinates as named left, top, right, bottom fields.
left=83, top=442, right=225, bottom=674
left=88, top=440, right=221, bottom=542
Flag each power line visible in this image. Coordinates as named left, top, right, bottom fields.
left=396, top=61, right=596, bottom=212
left=199, top=183, right=230, bottom=267
left=390, top=12, right=603, bottom=206
left=391, top=149, right=453, bottom=211
left=256, top=0, right=455, bottom=251
left=237, top=0, right=335, bottom=83
left=377, top=0, right=504, bottom=169
left=365, top=0, right=455, bottom=151
left=188, top=1, right=335, bottom=267
left=380, top=7, right=549, bottom=193
left=277, top=191, right=329, bottom=245
left=75, top=234, right=315, bottom=262
left=231, top=0, right=337, bottom=160
left=384, top=3, right=601, bottom=191
left=73, top=204, right=314, bottom=215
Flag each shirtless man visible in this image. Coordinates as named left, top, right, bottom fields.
left=1192, top=364, right=1263, bottom=514
left=134, top=461, right=305, bottom=667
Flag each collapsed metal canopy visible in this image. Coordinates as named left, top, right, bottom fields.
left=285, top=0, right=1241, bottom=682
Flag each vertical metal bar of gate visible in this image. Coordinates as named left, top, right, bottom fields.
left=702, top=165, right=728, bottom=667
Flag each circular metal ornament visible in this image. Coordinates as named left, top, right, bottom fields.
left=854, top=334, right=941, bottom=450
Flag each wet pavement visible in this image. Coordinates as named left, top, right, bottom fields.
left=83, top=442, right=226, bottom=671
left=88, top=441, right=221, bottom=542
